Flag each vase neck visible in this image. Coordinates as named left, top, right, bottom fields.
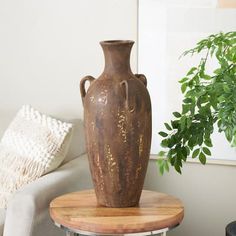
left=100, top=40, right=134, bottom=76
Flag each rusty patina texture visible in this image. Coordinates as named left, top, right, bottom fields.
left=80, top=40, right=152, bottom=207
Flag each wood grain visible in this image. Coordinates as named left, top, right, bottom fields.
left=49, top=190, right=184, bottom=234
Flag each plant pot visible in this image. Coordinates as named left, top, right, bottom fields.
left=80, top=40, right=152, bottom=207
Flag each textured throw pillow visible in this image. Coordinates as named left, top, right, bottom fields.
left=0, top=105, right=73, bottom=208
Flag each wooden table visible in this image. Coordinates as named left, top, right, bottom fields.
left=49, top=189, right=184, bottom=236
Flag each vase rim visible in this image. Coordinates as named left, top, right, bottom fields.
left=100, top=40, right=134, bottom=45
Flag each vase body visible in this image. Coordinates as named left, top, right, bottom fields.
left=80, top=40, right=152, bottom=207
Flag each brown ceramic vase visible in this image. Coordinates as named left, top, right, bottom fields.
left=80, top=40, right=152, bottom=207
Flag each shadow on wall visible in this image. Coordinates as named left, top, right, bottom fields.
left=63, top=118, right=86, bottom=164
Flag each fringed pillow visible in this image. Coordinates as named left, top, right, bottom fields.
left=0, top=105, right=73, bottom=208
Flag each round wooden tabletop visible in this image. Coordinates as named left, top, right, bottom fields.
left=49, top=189, right=184, bottom=235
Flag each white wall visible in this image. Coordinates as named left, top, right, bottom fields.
left=0, top=0, right=138, bottom=136
left=144, top=160, right=236, bottom=236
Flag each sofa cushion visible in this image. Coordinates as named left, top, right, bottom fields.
left=0, top=209, right=5, bottom=236
left=0, top=105, right=73, bottom=208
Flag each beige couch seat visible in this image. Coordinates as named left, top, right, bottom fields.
left=0, top=119, right=93, bottom=236
left=2, top=154, right=92, bottom=236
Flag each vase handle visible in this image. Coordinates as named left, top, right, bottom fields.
left=135, top=74, right=147, bottom=87
left=120, top=80, right=135, bottom=113
left=80, top=76, right=95, bottom=106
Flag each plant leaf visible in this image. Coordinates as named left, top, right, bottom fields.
left=203, top=147, right=211, bottom=156
left=173, top=112, right=181, bottom=118
left=158, top=151, right=166, bottom=157
left=179, top=77, right=189, bottom=83
left=181, top=83, right=187, bottom=93
left=174, top=163, right=182, bottom=174
left=164, top=160, right=170, bottom=172
left=164, top=123, right=172, bottom=131
left=187, top=67, right=197, bottom=76
left=192, top=148, right=200, bottom=158
left=199, top=152, right=206, bottom=165
left=159, top=131, right=168, bottom=137
left=203, top=74, right=212, bottom=80
left=204, top=139, right=213, bottom=147
left=161, top=139, right=168, bottom=147
left=183, top=98, right=192, bottom=103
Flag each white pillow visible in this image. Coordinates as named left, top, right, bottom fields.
left=0, top=105, right=73, bottom=208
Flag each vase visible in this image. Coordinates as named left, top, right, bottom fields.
left=80, top=40, right=152, bottom=207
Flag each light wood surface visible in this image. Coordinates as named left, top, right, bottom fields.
left=49, top=189, right=184, bottom=234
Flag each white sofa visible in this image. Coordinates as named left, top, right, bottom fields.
left=0, top=119, right=93, bottom=236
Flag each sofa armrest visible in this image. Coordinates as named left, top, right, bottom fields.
left=3, top=154, right=92, bottom=236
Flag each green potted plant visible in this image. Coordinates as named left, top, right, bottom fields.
left=158, top=31, right=236, bottom=174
